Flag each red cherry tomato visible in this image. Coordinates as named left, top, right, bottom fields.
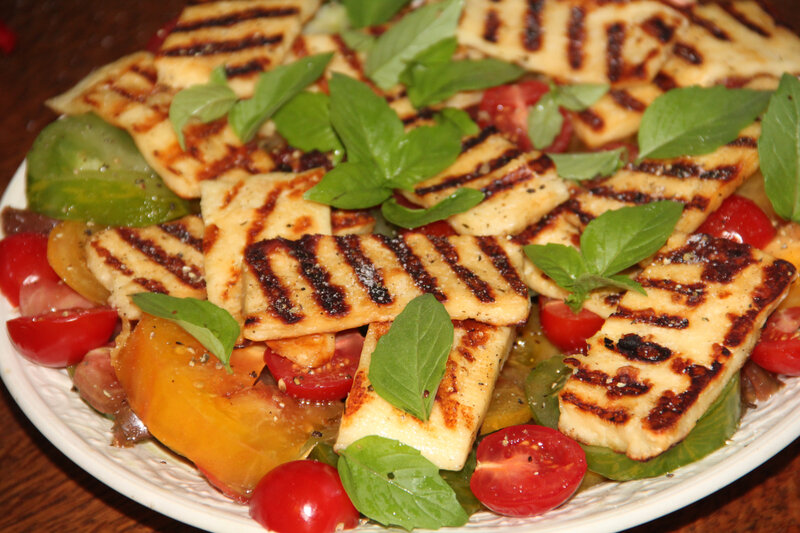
left=539, top=297, right=604, bottom=353
left=696, top=195, right=776, bottom=249
left=145, top=16, right=179, bottom=53
left=19, top=277, right=95, bottom=317
left=751, top=307, right=800, bottom=376
left=249, top=460, right=360, bottom=533
left=7, top=307, right=118, bottom=367
left=470, top=424, right=586, bottom=517
left=0, top=233, right=61, bottom=307
left=393, top=193, right=458, bottom=237
left=264, top=330, right=364, bottom=401
left=0, top=19, right=17, bottom=55
left=479, top=80, right=573, bottom=152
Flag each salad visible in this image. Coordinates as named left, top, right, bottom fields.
left=3, top=0, right=800, bottom=532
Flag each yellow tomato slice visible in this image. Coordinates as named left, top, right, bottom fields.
left=47, top=221, right=110, bottom=305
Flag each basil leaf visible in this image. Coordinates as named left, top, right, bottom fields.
left=440, top=449, right=482, bottom=516
left=555, top=83, right=609, bottom=111
left=305, top=161, right=392, bottom=209
left=409, top=36, right=458, bottom=67
left=368, top=294, right=454, bottom=421
left=365, top=0, right=463, bottom=90
left=407, top=58, right=524, bottom=108
left=209, top=66, right=228, bottom=86
left=273, top=91, right=344, bottom=163
left=436, top=108, right=479, bottom=136
left=341, top=29, right=376, bottom=53
left=229, top=53, right=333, bottom=142
left=130, top=293, right=240, bottom=373
left=338, top=435, right=469, bottom=529
left=387, top=122, right=462, bottom=189
left=343, top=0, right=410, bottom=28
left=169, top=69, right=237, bottom=150
left=760, top=73, right=800, bottom=222
left=523, top=243, right=589, bottom=290
left=528, top=91, right=563, bottom=150
left=548, top=149, right=625, bottom=181
left=637, top=86, right=771, bottom=161
left=382, top=188, right=484, bottom=228
left=525, top=356, right=571, bottom=430
left=307, top=442, right=339, bottom=468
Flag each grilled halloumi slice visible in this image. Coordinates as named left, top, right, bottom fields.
left=46, top=53, right=275, bottom=198
left=402, top=128, right=570, bottom=236
left=335, top=320, right=515, bottom=470
left=85, top=215, right=206, bottom=319
left=458, top=0, right=686, bottom=87
left=242, top=233, right=530, bottom=340
left=331, top=208, right=376, bottom=236
left=155, top=0, right=321, bottom=97
left=558, top=233, right=796, bottom=460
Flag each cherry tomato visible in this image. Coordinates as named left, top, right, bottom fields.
left=751, top=307, right=800, bottom=376
left=145, top=16, right=178, bottom=53
left=0, top=232, right=61, bottom=307
left=19, top=277, right=95, bottom=317
left=249, top=460, right=360, bottom=533
left=696, top=195, right=776, bottom=249
left=470, top=424, right=586, bottom=517
left=7, top=307, right=118, bottom=367
left=539, top=297, right=604, bottom=353
left=478, top=80, right=573, bottom=152
left=0, top=19, right=17, bottom=55
left=264, top=330, right=364, bottom=401
left=393, top=193, right=458, bottom=237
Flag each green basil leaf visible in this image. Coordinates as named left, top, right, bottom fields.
left=343, top=0, right=411, bottom=28
left=169, top=66, right=237, bottom=149
left=340, top=29, right=376, bottom=53
left=760, top=73, right=800, bottom=222
left=338, top=435, right=469, bottom=529
left=523, top=243, right=589, bottom=291
left=580, top=201, right=683, bottom=275
left=209, top=66, right=229, bottom=86
left=528, top=91, right=563, bottom=150
left=382, top=188, right=484, bottom=228
left=548, top=149, right=625, bottom=181
left=365, top=0, right=463, bottom=90
left=387, top=122, right=462, bottom=189
left=440, top=449, right=482, bottom=516
left=555, top=83, right=609, bottom=111
left=307, top=441, right=339, bottom=468
left=304, top=161, right=392, bottom=209
left=229, top=53, right=333, bottom=142
left=411, top=36, right=458, bottom=67
left=273, top=91, right=344, bottom=163
left=637, top=86, right=771, bottom=161
left=130, top=293, right=240, bottom=373
left=407, top=58, right=524, bottom=108
left=436, top=108, right=479, bottom=136
left=26, top=114, right=192, bottom=227
left=368, top=294, right=454, bottom=421
left=524, top=356, right=571, bottom=429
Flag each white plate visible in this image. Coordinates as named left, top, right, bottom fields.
left=3, top=161, right=800, bottom=533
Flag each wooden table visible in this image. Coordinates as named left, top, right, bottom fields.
left=1, top=1, right=799, bottom=531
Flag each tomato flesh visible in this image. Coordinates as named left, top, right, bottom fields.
left=751, top=307, right=800, bottom=376
left=539, top=297, right=604, bottom=353
left=249, top=460, right=360, bottom=533
left=264, top=330, right=364, bottom=401
left=696, top=195, right=776, bottom=249
left=19, top=277, right=95, bottom=317
left=0, top=232, right=61, bottom=307
left=470, top=424, right=586, bottom=517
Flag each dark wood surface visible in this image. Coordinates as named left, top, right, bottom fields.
left=1, top=1, right=799, bottom=531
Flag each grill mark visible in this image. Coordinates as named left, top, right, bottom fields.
left=679, top=7, right=730, bottom=41
left=574, top=366, right=652, bottom=397
left=129, top=64, right=158, bottom=84
left=606, top=23, right=626, bottom=83
left=283, top=235, right=349, bottom=317
left=645, top=361, right=722, bottom=431
left=586, top=186, right=656, bottom=206
left=132, top=277, right=169, bottom=294
left=480, top=161, right=538, bottom=200
left=244, top=241, right=303, bottom=324
left=727, top=136, right=758, bottom=149
left=428, top=236, right=495, bottom=303
left=402, top=107, right=435, bottom=126
left=435, top=357, right=465, bottom=429
left=609, top=89, right=646, bottom=112
left=414, top=148, right=521, bottom=196
left=699, top=165, right=738, bottom=181
left=172, top=7, right=299, bottom=33
left=642, top=15, right=677, bottom=43
left=604, top=334, right=672, bottom=363
left=109, top=85, right=149, bottom=104
left=523, top=0, right=544, bottom=51
left=639, top=278, right=706, bottom=306
left=332, top=34, right=368, bottom=82
left=246, top=187, right=282, bottom=246
left=664, top=234, right=755, bottom=284
left=90, top=241, right=171, bottom=295
left=567, top=7, right=586, bottom=70
left=476, top=237, right=528, bottom=297
left=335, top=235, right=393, bottom=305
left=203, top=223, right=220, bottom=254
left=225, top=59, right=269, bottom=78
left=560, top=391, right=630, bottom=424
left=161, top=34, right=284, bottom=57
left=630, top=160, right=737, bottom=182
left=719, top=2, right=770, bottom=37
left=484, top=9, right=501, bottom=42
left=461, top=126, right=498, bottom=153
left=221, top=179, right=245, bottom=209
left=653, top=71, right=678, bottom=92
left=116, top=228, right=205, bottom=289
left=577, top=109, right=604, bottom=131
left=511, top=201, right=573, bottom=245
left=611, top=306, right=689, bottom=329
left=331, top=209, right=374, bottom=234
left=159, top=220, right=204, bottom=252
left=196, top=144, right=266, bottom=182
left=376, top=235, right=445, bottom=301
left=674, top=42, right=703, bottom=65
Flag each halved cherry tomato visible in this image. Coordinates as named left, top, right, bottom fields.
left=751, top=307, right=800, bottom=376
left=478, top=80, right=573, bottom=153
left=19, top=277, right=95, bottom=317
left=470, top=424, right=586, bottom=517
left=539, top=297, right=604, bottom=353
left=264, top=330, right=364, bottom=401
left=7, top=307, right=118, bottom=367
left=393, top=193, right=458, bottom=237
left=249, top=460, right=360, bottom=533
left=0, top=232, right=61, bottom=307
left=696, top=194, right=776, bottom=249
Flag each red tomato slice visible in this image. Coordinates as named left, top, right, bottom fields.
left=539, top=297, right=604, bottom=353
left=0, top=233, right=61, bottom=307
left=479, top=80, right=573, bottom=153
left=264, top=330, right=364, bottom=401
left=7, top=307, right=118, bottom=367
left=751, top=307, right=800, bottom=376
left=470, top=424, right=587, bottom=517
left=696, top=195, right=776, bottom=249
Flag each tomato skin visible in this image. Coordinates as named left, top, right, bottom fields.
left=696, top=195, right=776, bottom=249
left=264, top=330, right=364, bottom=401
left=751, top=307, right=800, bottom=376
left=249, top=460, right=360, bottom=533
left=0, top=233, right=61, bottom=307
left=19, top=277, right=95, bottom=317
left=470, top=425, right=586, bottom=517
left=7, top=307, right=118, bottom=367
left=539, top=297, right=604, bottom=353
left=145, top=16, right=179, bottom=53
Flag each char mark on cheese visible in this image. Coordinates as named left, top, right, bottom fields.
left=244, top=241, right=303, bottom=324
left=484, top=9, right=501, bottom=42
left=110, top=85, right=149, bottom=105
left=642, top=15, right=678, bottom=43
left=247, top=188, right=282, bottom=245
left=161, top=34, right=284, bottom=57
left=664, top=234, right=755, bottom=284
left=639, top=278, right=706, bottom=306
left=560, top=391, right=630, bottom=424
left=414, top=147, right=522, bottom=196
left=567, top=7, right=586, bottom=70
left=586, top=185, right=659, bottom=206
left=611, top=306, right=689, bottom=329
left=476, top=237, right=529, bottom=296
left=90, top=241, right=171, bottom=294
left=461, top=126, right=499, bottom=153
left=428, top=236, right=495, bottom=303
left=719, top=2, right=770, bottom=37
left=606, top=22, right=626, bottom=83
left=673, top=42, right=703, bottom=65
left=609, top=89, right=646, bottom=112
left=171, top=6, right=299, bottom=33
left=331, top=209, right=373, bottom=234
left=283, top=235, right=349, bottom=317
left=335, top=235, right=393, bottom=305
left=573, top=366, right=652, bottom=397
left=129, top=63, right=158, bottom=84
left=195, top=143, right=264, bottom=181
left=727, top=136, right=758, bottom=149
left=480, top=160, right=541, bottom=200
left=159, top=220, right=204, bottom=253
left=523, top=0, right=545, bottom=51
left=576, top=109, right=604, bottom=131
left=376, top=234, right=445, bottom=301
left=203, top=223, right=220, bottom=254
left=511, top=201, right=574, bottom=245
left=116, top=228, right=205, bottom=289
left=678, top=7, right=730, bottom=41
left=645, top=360, right=722, bottom=432
left=654, top=71, right=678, bottom=91
left=133, top=277, right=169, bottom=294
left=402, top=107, right=435, bottom=127
left=604, top=333, right=673, bottom=363
left=225, top=59, right=269, bottom=78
